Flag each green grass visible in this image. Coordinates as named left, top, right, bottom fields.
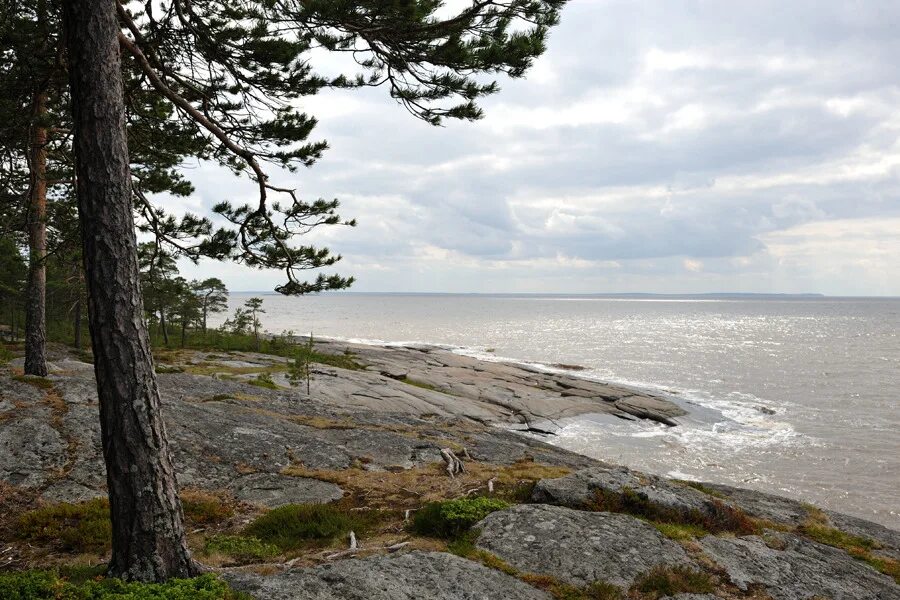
left=800, top=522, right=899, bottom=583
left=631, top=565, right=715, bottom=598
left=676, top=480, right=726, bottom=499
left=0, top=570, right=252, bottom=599
left=243, top=503, right=377, bottom=551
left=203, top=535, right=279, bottom=563
left=410, top=497, right=510, bottom=539
left=653, top=522, right=710, bottom=541
left=17, top=498, right=112, bottom=553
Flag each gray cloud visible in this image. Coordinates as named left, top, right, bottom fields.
left=173, top=0, right=900, bottom=295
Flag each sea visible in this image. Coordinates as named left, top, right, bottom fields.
left=213, top=293, right=900, bottom=529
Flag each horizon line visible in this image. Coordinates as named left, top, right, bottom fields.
left=222, top=291, right=900, bottom=299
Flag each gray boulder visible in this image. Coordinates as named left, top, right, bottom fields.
left=225, top=551, right=552, bottom=600
left=700, top=533, right=900, bottom=600
left=474, top=504, right=691, bottom=588
left=532, top=466, right=720, bottom=518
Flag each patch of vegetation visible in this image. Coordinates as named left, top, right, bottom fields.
left=589, top=487, right=758, bottom=536
left=676, top=480, right=726, bottom=499
left=449, top=535, right=622, bottom=600
left=0, top=345, right=14, bottom=364
left=12, top=374, right=55, bottom=389
left=244, top=503, right=377, bottom=551
left=17, top=498, right=111, bottom=553
left=653, top=522, right=709, bottom=541
left=0, top=570, right=252, bottom=599
left=159, top=330, right=366, bottom=371
left=402, top=377, right=439, bottom=391
left=181, top=491, right=233, bottom=524
left=631, top=565, right=715, bottom=598
left=203, top=535, right=279, bottom=563
left=155, top=364, right=185, bottom=374
left=248, top=372, right=278, bottom=389
left=800, top=520, right=899, bottom=583
left=410, top=497, right=510, bottom=538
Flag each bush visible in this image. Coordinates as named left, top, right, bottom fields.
left=17, top=498, right=112, bottom=553
left=203, top=535, right=279, bottom=563
left=0, top=571, right=251, bottom=599
left=411, top=497, right=510, bottom=538
left=243, top=503, right=374, bottom=550
left=590, top=487, right=758, bottom=536
left=632, top=565, right=715, bottom=598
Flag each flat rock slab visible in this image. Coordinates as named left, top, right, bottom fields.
left=227, top=473, right=343, bottom=507
left=700, top=534, right=900, bottom=600
left=475, top=504, right=691, bottom=588
left=225, top=551, right=552, bottom=600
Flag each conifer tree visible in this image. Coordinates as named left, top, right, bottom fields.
left=57, top=0, right=567, bottom=582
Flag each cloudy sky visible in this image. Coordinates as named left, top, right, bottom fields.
left=176, top=0, right=900, bottom=296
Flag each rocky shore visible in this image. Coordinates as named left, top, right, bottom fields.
left=1, top=340, right=897, bottom=599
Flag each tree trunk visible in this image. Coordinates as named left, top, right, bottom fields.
left=62, top=0, right=195, bottom=582
left=24, top=91, right=49, bottom=377
left=159, top=309, right=169, bottom=346
left=73, top=299, right=82, bottom=350
left=180, top=321, right=186, bottom=348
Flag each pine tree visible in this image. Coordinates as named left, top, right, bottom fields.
left=57, top=0, right=567, bottom=582
left=191, top=278, right=229, bottom=335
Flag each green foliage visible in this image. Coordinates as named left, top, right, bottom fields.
left=0, top=570, right=251, bottom=599
left=411, top=497, right=510, bottom=538
left=17, top=498, right=112, bottom=553
left=244, top=503, right=375, bottom=550
left=203, top=535, right=279, bottom=563
left=632, top=565, right=715, bottom=598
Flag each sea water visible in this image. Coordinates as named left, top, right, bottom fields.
left=213, top=293, right=899, bottom=528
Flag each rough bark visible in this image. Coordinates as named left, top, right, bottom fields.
left=73, top=299, right=82, bottom=350
left=62, top=0, right=196, bottom=582
left=24, top=92, right=49, bottom=377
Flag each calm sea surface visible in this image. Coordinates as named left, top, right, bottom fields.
left=214, top=293, right=899, bottom=528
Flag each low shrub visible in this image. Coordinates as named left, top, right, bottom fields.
left=244, top=503, right=375, bottom=550
left=203, top=535, right=279, bottom=563
left=17, top=498, right=111, bottom=553
left=410, top=497, right=510, bottom=538
left=181, top=491, right=233, bottom=524
left=632, top=565, right=715, bottom=598
left=0, top=570, right=251, bottom=599
left=248, top=372, right=278, bottom=389
left=590, top=487, right=758, bottom=535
